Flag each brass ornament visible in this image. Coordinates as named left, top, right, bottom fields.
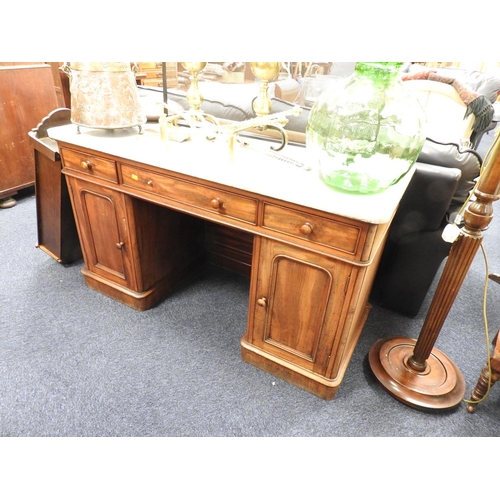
left=250, top=62, right=281, bottom=116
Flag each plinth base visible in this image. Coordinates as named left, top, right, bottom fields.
left=369, top=337, right=466, bottom=410
left=241, top=340, right=340, bottom=400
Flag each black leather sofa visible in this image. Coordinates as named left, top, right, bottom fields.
left=371, top=139, right=482, bottom=316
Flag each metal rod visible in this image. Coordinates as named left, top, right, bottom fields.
left=162, top=62, right=168, bottom=116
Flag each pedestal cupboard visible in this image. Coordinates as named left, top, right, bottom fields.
left=67, top=175, right=204, bottom=310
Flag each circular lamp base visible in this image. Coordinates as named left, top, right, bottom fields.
left=369, top=337, right=466, bottom=410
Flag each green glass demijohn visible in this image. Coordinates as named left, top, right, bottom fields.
left=306, top=62, right=426, bottom=194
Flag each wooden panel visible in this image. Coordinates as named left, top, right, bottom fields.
left=129, top=196, right=205, bottom=291
left=204, top=222, right=253, bottom=276
left=34, top=148, right=82, bottom=263
left=29, top=109, right=81, bottom=263
left=265, top=255, right=331, bottom=360
left=35, top=149, right=63, bottom=254
left=81, top=190, right=128, bottom=280
left=0, top=64, right=59, bottom=198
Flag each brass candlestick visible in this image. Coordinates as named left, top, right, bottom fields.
left=179, top=61, right=218, bottom=124
left=369, top=130, right=500, bottom=410
left=163, top=62, right=219, bottom=133
left=250, top=62, right=281, bottom=116
left=182, top=62, right=206, bottom=112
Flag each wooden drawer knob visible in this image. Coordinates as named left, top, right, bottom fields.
left=147, top=180, right=154, bottom=187
left=300, top=222, right=313, bottom=235
left=210, top=198, right=223, bottom=209
left=257, top=297, right=267, bottom=308
left=115, top=241, right=125, bottom=250
left=80, top=160, right=93, bottom=170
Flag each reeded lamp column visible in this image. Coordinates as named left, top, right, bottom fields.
left=369, top=130, right=500, bottom=410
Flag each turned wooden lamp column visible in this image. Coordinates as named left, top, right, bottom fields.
left=369, top=130, right=500, bottom=410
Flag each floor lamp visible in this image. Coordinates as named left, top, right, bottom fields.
left=369, top=129, right=500, bottom=410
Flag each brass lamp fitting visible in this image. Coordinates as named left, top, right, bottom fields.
left=182, top=62, right=206, bottom=112
left=165, top=62, right=219, bottom=129
left=250, top=62, right=281, bottom=116
left=205, top=106, right=302, bottom=155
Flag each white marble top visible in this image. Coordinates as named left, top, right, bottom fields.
left=48, top=123, right=415, bottom=224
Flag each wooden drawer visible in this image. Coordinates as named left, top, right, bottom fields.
left=138, top=62, right=176, bottom=71
left=142, top=69, right=178, bottom=79
left=262, top=202, right=363, bottom=256
left=142, top=79, right=164, bottom=87
left=120, top=163, right=258, bottom=224
left=138, top=62, right=163, bottom=70
left=61, top=147, right=118, bottom=183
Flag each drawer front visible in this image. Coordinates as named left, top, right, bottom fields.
left=138, top=62, right=163, bottom=70
left=121, top=164, right=258, bottom=224
left=262, top=203, right=363, bottom=256
left=142, top=69, right=178, bottom=79
left=138, top=62, right=176, bottom=70
left=143, top=78, right=163, bottom=87
left=144, top=71, right=162, bottom=79
left=142, top=78, right=178, bottom=88
left=142, top=79, right=164, bottom=87
left=61, top=147, right=118, bottom=183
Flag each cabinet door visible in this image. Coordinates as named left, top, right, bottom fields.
left=248, top=237, right=353, bottom=377
left=68, top=178, right=137, bottom=289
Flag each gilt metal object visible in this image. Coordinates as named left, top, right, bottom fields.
left=167, top=62, right=220, bottom=127
left=205, top=106, right=302, bottom=154
left=250, top=62, right=281, bottom=116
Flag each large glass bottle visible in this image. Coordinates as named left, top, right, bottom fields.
left=306, top=62, right=426, bottom=194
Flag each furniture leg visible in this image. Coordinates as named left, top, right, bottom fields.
left=466, top=330, right=500, bottom=412
left=0, top=197, right=17, bottom=208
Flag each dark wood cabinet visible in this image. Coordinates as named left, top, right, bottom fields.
left=0, top=64, right=59, bottom=200
left=29, top=108, right=82, bottom=264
